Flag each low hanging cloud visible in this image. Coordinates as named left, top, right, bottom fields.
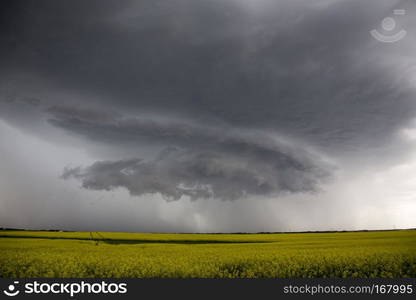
left=55, top=106, right=332, bottom=201
left=62, top=147, right=331, bottom=201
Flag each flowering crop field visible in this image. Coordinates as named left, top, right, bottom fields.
left=0, top=230, right=415, bottom=278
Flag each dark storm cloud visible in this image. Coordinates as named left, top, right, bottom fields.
left=62, top=147, right=329, bottom=201
left=55, top=105, right=331, bottom=200
left=0, top=0, right=415, bottom=204
left=1, top=0, right=416, bottom=232
left=1, top=0, right=415, bottom=154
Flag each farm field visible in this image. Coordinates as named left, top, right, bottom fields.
left=0, top=230, right=415, bottom=278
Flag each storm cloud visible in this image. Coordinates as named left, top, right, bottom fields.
left=48, top=104, right=331, bottom=200
left=1, top=0, right=416, bottom=232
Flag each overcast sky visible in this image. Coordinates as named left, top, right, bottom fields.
left=1, top=0, right=416, bottom=232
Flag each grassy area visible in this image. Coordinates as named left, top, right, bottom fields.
left=0, top=230, right=415, bottom=278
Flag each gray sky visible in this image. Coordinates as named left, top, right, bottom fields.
left=1, top=0, right=416, bottom=232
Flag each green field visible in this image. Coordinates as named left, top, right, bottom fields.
left=1, top=230, right=415, bottom=278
